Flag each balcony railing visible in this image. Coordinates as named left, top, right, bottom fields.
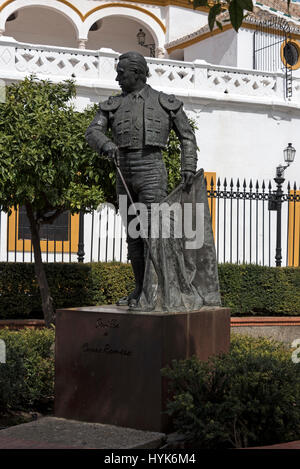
left=0, top=36, right=299, bottom=104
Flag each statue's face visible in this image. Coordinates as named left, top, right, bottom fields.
left=116, top=58, right=143, bottom=93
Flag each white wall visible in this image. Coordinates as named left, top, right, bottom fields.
left=184, top=29, right=238, bottom=66
left=166, top=6, right=208, bottom=43
left=86, top=16, right=155, bottom=54
left=186, top=101, right=300, bottom=184
left=237, top=28, right=253, bottom=69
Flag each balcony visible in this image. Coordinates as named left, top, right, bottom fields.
left=0, top=36, right=300, bottom=107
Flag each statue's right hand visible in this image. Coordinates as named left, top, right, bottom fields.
left=102, top=141, right=119, bottom=164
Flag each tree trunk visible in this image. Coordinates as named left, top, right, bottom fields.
left=25, top=203, right=55, bottom=327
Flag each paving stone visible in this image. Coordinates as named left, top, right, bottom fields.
left=0, top=417, right=166, bottom=449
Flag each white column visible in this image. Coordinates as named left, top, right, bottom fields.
left=98, top=48, right=119, bottom=84
left=193, top=59, right=209, bottom=91
left=0, top=37, right=18, bottom=74
left=78, top=39, right=87, bottom=50
left=156, top=47, right=167, bottom=59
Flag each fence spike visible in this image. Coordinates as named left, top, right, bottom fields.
left=262, top=179, right=265, bottom=190
left=237, top=178, right=240, bottom=189
left=249, top=178, right=253, bottom=189
left=210, top=176, right=214, bottom=188
left=294, top=181, right=297, bottom=191
left=287, top=180, right=291, bottom=191
left=268, top=180, right=272, bottom=190
left=243, top=178, right=247, bottom=189
left=255, top=180, right=259, bottom=190
left=217, top=177, right=221, bottom=188
left=224, top=177, right=227, bottom=187
left=230, top=178, right=234, bottom=188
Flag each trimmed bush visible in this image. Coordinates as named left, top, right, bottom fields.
left=162, top=334, right=300, bottom=448
left=89, top=262, right=134, bottom=305
left=218, top=264, right=300, bottom=315
left=0, top=328, right=55, bottom=413
left=0, top=262, right=300, bottom=319
left=0, top=262, right=93, bottom=319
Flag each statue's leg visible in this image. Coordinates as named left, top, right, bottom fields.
left=127, top=154, right=168, bottom=310
left=115, top=170, right=145, bottom=306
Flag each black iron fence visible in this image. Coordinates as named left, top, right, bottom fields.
left=1, top=177, right=300, bottom=267
left=206, top=176, right=300, bottom=267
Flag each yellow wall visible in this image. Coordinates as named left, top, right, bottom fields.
left=8, top=206, right=79, bottom=253
left=288, top=190, right=300, bottom=267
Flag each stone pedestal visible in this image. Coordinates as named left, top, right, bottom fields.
left=55, top=305, right=230, bottom=432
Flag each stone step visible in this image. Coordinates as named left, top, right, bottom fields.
left=0, top=417, right=166, bottom=449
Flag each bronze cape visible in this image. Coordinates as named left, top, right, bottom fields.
left=138, top=169, right=221, bottom=312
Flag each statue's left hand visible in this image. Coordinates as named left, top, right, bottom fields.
left=182, top=170, right=194, bottom=192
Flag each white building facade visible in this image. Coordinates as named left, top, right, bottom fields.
left=0, top=0, right=300, bottom=266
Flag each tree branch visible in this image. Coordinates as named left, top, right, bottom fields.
left=37, top=207, right=65, bottom=225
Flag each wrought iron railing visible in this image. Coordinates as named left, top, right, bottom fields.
left=1, top=177, right=300, bottom=267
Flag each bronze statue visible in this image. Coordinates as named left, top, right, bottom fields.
left=86, top=51, right=198, bottom=309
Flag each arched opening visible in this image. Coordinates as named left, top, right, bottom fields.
left=86, top=16, right=155, bottom=56
left=4, top=6, right=78, bottom=48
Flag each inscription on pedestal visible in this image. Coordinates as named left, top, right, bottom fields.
left=82, top=343, right=132, bottom=357
left=81, top=316, right=132, bottom=357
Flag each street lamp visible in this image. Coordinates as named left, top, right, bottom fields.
left=136, top=28, right=155, bottom=58
left=276, top=143, right=296, bottom=177
left=268, top=143, right=296, bottom=266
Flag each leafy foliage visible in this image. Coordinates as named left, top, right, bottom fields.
left=0, top=262, right=134, bottom=319
left=162, top=130, right=182, bottom=195
left=0, top=262, right=300, bottom=319
left=193, top=0, right=254, bottom=32
left=0, top=76, right=110, bottom=325
left=194, top=0, right=292, bottom=32
left=0, top=328, right=55, bottom=413
left=88, top=262, right=135, bottom=305
left=162, top=334, right=300, bottom=448
left=0, top=76, right=105, bottom=215
left=162, top=119, right=198, bottom=195
left=219, top=263, right=300, bottom=316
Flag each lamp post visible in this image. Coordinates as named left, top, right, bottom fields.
left=77, top=210, right=85, bottom=263
left=268, top=143, right=296, bottom=267
left=136, top=28, right=155, bottom=57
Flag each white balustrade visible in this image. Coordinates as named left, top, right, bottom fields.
left=15, top=47, right=99, bottom=79
left=0, top=36, right=298, bottom=106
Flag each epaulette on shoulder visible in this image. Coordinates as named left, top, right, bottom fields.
left=99, top=94, right=122, bottom=112
left=159, top=92, right=182, bottom=112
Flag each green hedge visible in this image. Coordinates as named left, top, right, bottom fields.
left=0, top=262, right=300, bottom=319
left=0, top=328, right=55, bottom=413
left=218, top=263, right=300, bottom=315
left=0, top=262, right=95, bottom=319
left=162, top=334, right=300, bottom=448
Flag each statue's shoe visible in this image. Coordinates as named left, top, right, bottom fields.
left=128, top=298, right=142, bottom=311
left=116, top=296, right=129, bottom=306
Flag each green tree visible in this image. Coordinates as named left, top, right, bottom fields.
left=0, top=76, right=105, bottom=327
left=194, top=0, right=291, bottom=32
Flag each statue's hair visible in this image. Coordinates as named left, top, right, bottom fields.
left=118, top=51, right=150, bottom=82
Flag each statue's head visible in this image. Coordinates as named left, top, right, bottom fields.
left=116, top=51, right=149, bottom=93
